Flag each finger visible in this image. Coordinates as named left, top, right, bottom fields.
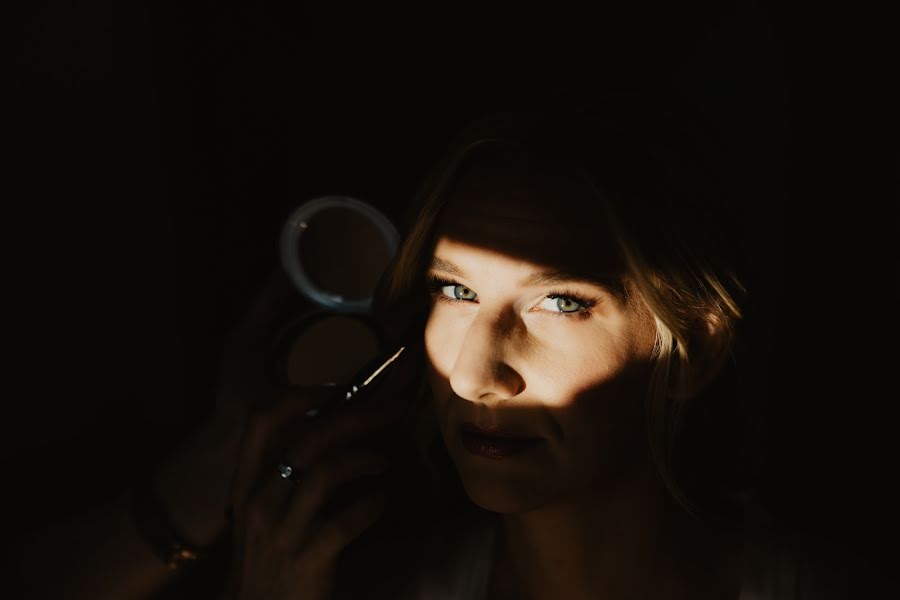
left=296, top=490, right=388, bottom=571
left=233, top=267, right=303, bottom=347
left=268, top=383, right=344, bottom=415
left=281, top=399, right=400, bottom=471
left=279, top=345, right=417, bottom=466
left=276, top=450, right=387, bottom=551
left=218, top=268, right=303, bottom=408
left=230, top=387, right=342, bottom=510
left=240, top=467, right=296, bottom=535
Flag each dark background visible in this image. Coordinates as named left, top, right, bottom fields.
left=7, top=0, right=895, bottom=595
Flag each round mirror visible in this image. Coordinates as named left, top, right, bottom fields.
left=280, top=196, right=399, bottom=313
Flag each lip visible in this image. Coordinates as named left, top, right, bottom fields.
left=460, top=422, right=542, bottom=441
left=459, top=422, right=544, bottom=460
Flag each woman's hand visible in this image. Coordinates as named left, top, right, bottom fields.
left=153, top=268, right=302, bottom=548
left=223, top=381, right=405, bottom=600
left=214, top=268, right=302, bottom=433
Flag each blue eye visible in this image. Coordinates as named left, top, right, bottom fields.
left=425, top=277, right=477, bottom=304
left=540, top=295, right=587, bottom=313
left=441, top=283, right=478, bottom=300
left=425, top=275, right=596, bottom=320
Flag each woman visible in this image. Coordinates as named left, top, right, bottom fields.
left=223, top=105, right=855, bottom=600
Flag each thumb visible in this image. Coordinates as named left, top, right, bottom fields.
left=216, top=268, right=306, bottom=417
left=229, top=267, right=304, bottom=351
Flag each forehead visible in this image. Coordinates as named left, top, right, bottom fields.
left=433, top=151, right=624, bottom=275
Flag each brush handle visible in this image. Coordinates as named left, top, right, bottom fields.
left=303, top=344, right=407, bottom=420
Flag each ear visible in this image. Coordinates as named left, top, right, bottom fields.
left=678, top=312, right=732, bottom=399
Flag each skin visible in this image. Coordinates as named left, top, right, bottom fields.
left=422, top=151, right=744, bottom=600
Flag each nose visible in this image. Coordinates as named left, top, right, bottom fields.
left=448, top=305, right=525, bottom=403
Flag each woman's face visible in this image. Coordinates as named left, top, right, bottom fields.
left=423, top=152, right=660, bottom=514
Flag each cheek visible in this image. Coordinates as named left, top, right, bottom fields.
left=536, top=336, right=630, bottom=401
left=543, top=335, right=652, bottom=447
left=423, top=313, right=447, bottom=372
left=423, top=314, right=452, bottom=405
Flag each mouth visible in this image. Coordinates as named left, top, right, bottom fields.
left=458, top=422, right=544, bottom=459
left=460, top=422, right=542, bottom=440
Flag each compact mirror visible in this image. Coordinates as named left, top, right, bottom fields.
left=275, top=196, right=400, bottom=387
left=280, top=196, right=399, bottom=313
left=272, top=309, right=385, bottom=388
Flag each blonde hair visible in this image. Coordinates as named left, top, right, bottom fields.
left=372, top=103, right=748, bottom=520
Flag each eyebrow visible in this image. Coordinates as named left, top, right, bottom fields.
left=429, top=256, right=628, bottom=299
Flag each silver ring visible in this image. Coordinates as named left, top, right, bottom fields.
left=276, top=462, right=301, bottom=484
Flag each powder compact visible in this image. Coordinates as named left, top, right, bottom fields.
left=273, top=195, right=401, bottom=391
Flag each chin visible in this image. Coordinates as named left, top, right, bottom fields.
left=461, top=480, right=549, bottom=514
left=449, top=453, right=554, bottom=514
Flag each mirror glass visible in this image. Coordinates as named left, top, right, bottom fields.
left=298, top=206, right=392, bottom=302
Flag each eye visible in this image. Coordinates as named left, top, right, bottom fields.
left=425, top=277, right=480, bottom=304
left=426, top=275, right=597, bottom=320
left=538, top=294, right=588, bottom=313
left=436, top=281, right=477, bottom=301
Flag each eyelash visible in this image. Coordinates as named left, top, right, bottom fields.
left=425, top=275, right=597, bottom=320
